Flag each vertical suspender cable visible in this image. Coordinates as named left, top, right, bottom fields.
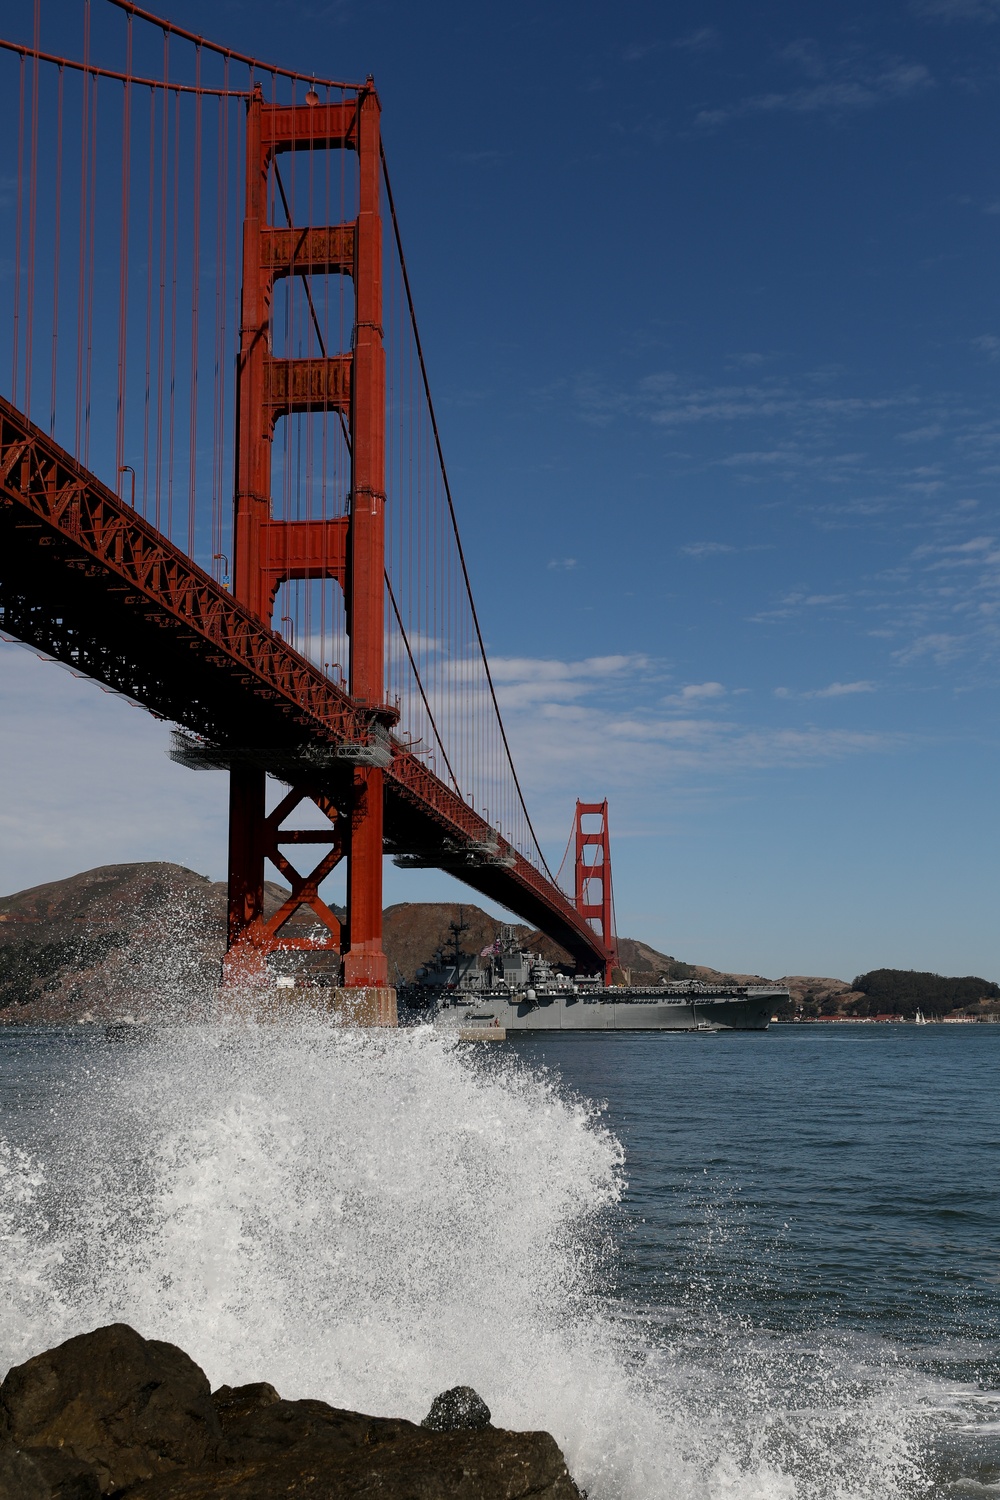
left=305, top=88, right=317, bottom=658
left=220, top=64, right=233, bottom=564
left=12, top=52, right=26, bottom=408
left=50, top=66, right=64, bottom=435
left=142, top=84, right=156, bottom=514
left=212, top=77, right=228, bottom=569
left=219, top=68, right=232, bottom=563
left=74, top=8, right=90, bottom=458
left=187, top=44, right=203, bottom=558
left=84, top=73, right=98, bottom=468
left=167, top=87, right=180, bottom=538
left=115, top=14, right=133, bottom=483
left=24, top=0, right=41, bottom=420
left=154, top=35, right=169, bottom=528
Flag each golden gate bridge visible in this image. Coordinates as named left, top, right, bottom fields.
left=0, top=0, right=616, bottom=1015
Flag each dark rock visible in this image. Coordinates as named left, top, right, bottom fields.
left=0, top=1443, right=101, bottom=1500
left=1, top=1327, right=581, bottom=1500
left=210, top=1387, right=280, bottom=1425
left=0, top=1324, right=221, bottom=1495
left=123, top=1425, right=581, bottom=1499
left=213, top=1394, right=416, bottom=1467
left=0, top=1445, right=50, bottom=1500
left=421, top=1386, right=492, bottom=1432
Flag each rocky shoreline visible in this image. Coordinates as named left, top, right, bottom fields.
left=0, top=1324, right=581, bottom=1499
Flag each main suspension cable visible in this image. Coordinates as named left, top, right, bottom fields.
left=0, top=37, right=250, bottom=94
left=105, top=1, right=364, bottom=91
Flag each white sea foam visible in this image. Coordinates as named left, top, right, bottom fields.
left=0, top=1023, right=932, bottom=1498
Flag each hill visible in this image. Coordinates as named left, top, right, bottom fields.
left=849, top=968, right=1000, bottom=1019
left=0, top=863, right=331, bottom=1022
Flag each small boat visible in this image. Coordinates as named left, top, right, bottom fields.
left=914, top=1008, right=928, bottom=1025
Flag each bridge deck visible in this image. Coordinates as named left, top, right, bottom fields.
left=0, top=394, right=610, bottom=974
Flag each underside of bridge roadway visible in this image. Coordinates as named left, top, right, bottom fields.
left=0, top=511, right=600, bottom=972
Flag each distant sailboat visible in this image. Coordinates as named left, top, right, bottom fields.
left=914, top=1008, right=928, bottom=1025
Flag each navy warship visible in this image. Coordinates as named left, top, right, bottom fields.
left=400, top=922, right=785, bottom=1033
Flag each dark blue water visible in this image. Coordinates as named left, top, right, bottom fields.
left=509, top=1024, right=1000, bottom=1497
left=1, top=1020, right=997, bottom=1499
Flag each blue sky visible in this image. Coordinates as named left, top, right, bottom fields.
left=4, top=0, right=1000, bottom=982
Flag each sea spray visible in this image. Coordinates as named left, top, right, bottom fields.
left=0, top=1022, right=927, bottom=1499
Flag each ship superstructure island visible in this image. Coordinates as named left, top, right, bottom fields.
left=400, top=920, right=786, bottom=1033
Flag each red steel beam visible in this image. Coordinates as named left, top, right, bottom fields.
left=0, top=394, right=366, bottom=742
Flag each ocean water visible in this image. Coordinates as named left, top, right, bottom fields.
left=0, top=1018, right=997, bottom=1499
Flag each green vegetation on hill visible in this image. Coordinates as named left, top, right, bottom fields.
left=849, top=968, right=1000, bottom=1018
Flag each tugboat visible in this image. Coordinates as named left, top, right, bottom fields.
left=400, top=920, right=785, bottom=1033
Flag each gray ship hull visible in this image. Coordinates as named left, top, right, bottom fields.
left=430, top=989, right=777, bottom=1033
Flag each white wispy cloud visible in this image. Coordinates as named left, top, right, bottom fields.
left=504, top=703, right=894, bottom=812
left=912, top=535, right=1000, bottom=567
left=673, top=26, right=720, bottom=51
left=727, top=352, right=770, bottom=367
left=719, top=447, right=801, bottom=467
left=662, top=681, right=726, bottom=706
left=718, top=446, right=865, bottom=472
left=490, top=653, right=650, bottom=708
left=776, top=680, right=877, bottom=699
left=680, top=541, right=736, bottom=557
left=912, top=0, right=1000, bottom=18
left=450, top=149, right=510, bottom=164
left=751, top=589, right=850, bottom=624
left=483, top=652, right=895, bottom=823
left=783, top=591, right=847, bottom=607
left=652, top=387, right=907, bottom=427
left=812, top=680, right=877, bottom=697
left=893, top=632, right=965, bottom=664
left=845, top=510, right=1000, bottom=672
left=695, top=56, right=932, bottom=129
left=622, top=41, right=660, bottom=62
left=547, top=557, right=579, bottom=570
left=574, top=369, right=918, bottom=430
left=490, top=654, right=645, bottom=682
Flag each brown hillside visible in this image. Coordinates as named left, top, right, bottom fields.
left=0, top=863, right=329, bottom=1023
left=779, top=976, right=862, bottom=1013
left=383, top=903, right=527, bottom=984
left=614, top=937, right=696, bottom=983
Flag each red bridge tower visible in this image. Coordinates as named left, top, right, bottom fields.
left=227, top=83, right=390, bottom=992
left=574, top=800, right=617, bottom=985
